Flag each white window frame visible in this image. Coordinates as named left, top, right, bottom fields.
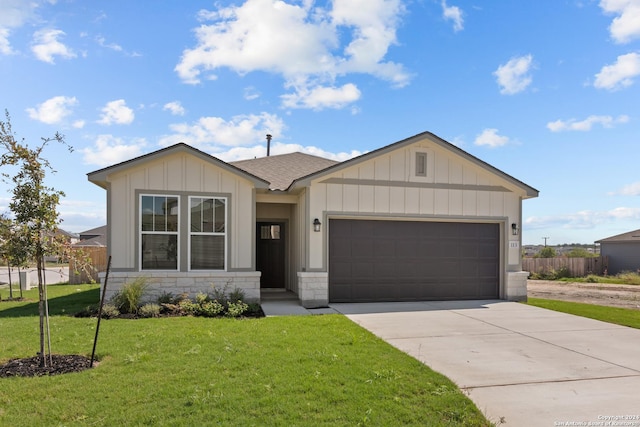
left=188, top=196, right=227, bottom=271
left=139, top=194, right=180, bottom=271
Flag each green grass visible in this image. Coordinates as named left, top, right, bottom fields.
left=527, top=298, right=640, bottom=329
left=0, top=285, right=490, bottom=426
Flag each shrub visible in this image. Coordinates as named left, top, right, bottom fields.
left=178, top=299, right=199, bottom=315
left=157, top=291, right=175, bottom=305
left=530, top=266, right=571, bottom=280
left=228, top=288, right=245, bottom=303
left=101, top=303, right=121, bottom=319
left=112, top=277, right=150, bottom=314
left=534, top=247, right=557, bottom=258
left=195, top=292, right=209, bottom=305
left=617, top=271, right=640, bottom=285
left=199, top=300, right=225, bottom=317
left=139, top=303, right=161, bottom=318
left=226, top=300, right=249, bottom=318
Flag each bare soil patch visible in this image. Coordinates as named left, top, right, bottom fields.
left=528, top=280, right=640, bottom=310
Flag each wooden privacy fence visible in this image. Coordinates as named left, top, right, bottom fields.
left=523, top=256, right=608, bottom=277
left=69, top=247, right=108, bottom=284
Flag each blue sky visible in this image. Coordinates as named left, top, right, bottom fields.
left=1, top=0, right=639, bottom=245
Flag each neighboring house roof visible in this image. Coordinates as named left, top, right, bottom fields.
left=73, top=235, right=106, bottom=247
left=75, top=225, right=107, bottom=247
left=596, top=229, right=640, bottom=243
left=87, top=143, right=270, bottom=190
left=45, top=229, right=78, bottom=240
left=79, top=225, right=106, bottom=240
left=231, top=152, right=339, bottom=191
left=289, top=131, right=539, bottom=198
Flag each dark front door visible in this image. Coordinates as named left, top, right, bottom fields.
left=256, top=222, right=286, bottom=288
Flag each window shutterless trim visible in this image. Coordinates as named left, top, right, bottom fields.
left=139, top=194, right=180, bottom=271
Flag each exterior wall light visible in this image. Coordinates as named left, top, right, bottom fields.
left=313, top=218, right=321, bottom=232
left=511, top=223, right=519, bottom=236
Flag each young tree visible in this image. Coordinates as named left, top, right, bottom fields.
left=535, top=246, right=557, bottom=258
left=0, top=214, right=14, bottom=298
left=0, top=111, right=72, bottom=367
left=565, top=247, right=596, bottom=258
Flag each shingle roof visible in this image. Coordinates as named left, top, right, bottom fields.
left=231, top=152, right=338, bottom=191
left=596, top=229, right=640, bottom=243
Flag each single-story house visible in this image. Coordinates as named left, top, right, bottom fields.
left=87, top=131, right=538, bottom=307
left=73, top=225, right=107, bottom=247
left=596, top=229, right=640, bottom=275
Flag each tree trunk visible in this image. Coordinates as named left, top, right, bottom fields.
left=18, top=266, right=23, bottom=299
left=37, top=256, right=46, bottom=367
left=6, top=260, right=13, bottom=299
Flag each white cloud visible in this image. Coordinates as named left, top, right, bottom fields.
left=281, top=83, right=361, bottom=110
left=547, top=114, right=629, bottom=132
left=474, top=128, right=510, bottom=148
left=175, top=0, right=409, bottom=110
left=82, top=135, right=146, bottom=166
left=72, top=120, right=85, bottom=129
left=244, top=86, right=260, bottom=100
left=58, top=199, right=106, bottom=233
left=0, top=28, right=13, bottom=55
left=31, top=28, right=76, bottom=63
left=525, top=207, right=640, bottom=230
left=441, top=1, right=463, bottom=32
left=600, top=0, right=640, bottom=44
left=593, top=52, right=640, bottom=90
left=214, top=141, right=364, bottom=162
left=96, top=36, right=122, bottom=52
left=159, top=112, right=286, bottom=151
left=493, top=54, right=534, bottom=95
left=163, top=101, right=186, bottom=116
left=610, top=182, right=640, bottom=196
left=0, top=0, right=42, bottom=54
left=98, top=99, right=135, bottom=125
left=95, top=35, right=141, bottom=57
left=26, top=95, right=78, bottom=124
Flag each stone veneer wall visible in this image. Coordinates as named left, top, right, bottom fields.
left=297, top=272, right=329, bottom=308
left=98, top=271, right=261, bottom=304
left=505, top=271, right=529, bottom=301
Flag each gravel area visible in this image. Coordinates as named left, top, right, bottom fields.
left=528, top=279, right=640, bottom=310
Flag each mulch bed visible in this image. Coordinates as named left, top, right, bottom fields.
left=0, top=354, right=93, bottom=378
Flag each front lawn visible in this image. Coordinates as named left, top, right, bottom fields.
left=526, top=297, right=640, bottom=329
left=0, top=285, right=490, bottom=426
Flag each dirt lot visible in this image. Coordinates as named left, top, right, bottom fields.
left=528, top=280, right=640, bottom=310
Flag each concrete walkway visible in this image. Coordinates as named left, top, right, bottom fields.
left=260, top=290, right=338, bottom=316
left=332, top=300, right=640, bottom=427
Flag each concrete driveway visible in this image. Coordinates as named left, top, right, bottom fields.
left=332, top=300, right=640, bottom=426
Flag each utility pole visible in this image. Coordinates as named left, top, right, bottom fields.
left=542, top=237, right=550, bottom=247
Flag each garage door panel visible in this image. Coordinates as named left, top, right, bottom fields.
left=373, top=239, right=397, bottom=257
left=329, top=219, right=500, bottom=302
left=352, top=262, right=374, bottom=277
left=351, top=240, right=373, bottom=257
left=331, top=262, right=353, bottom=278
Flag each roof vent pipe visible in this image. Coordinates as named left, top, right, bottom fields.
left=266, top=134, right=272, bottom=157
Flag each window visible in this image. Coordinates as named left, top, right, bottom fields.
left=189, top=197, right=226, bottom=270
left=415, top=152, right=427, bottom=177
left=260, top=225, right=280, bottom=240
left=140, top=195, right=179, bottom=270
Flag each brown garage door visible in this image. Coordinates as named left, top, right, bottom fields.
left=329, top=219, right=500, bottom=302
